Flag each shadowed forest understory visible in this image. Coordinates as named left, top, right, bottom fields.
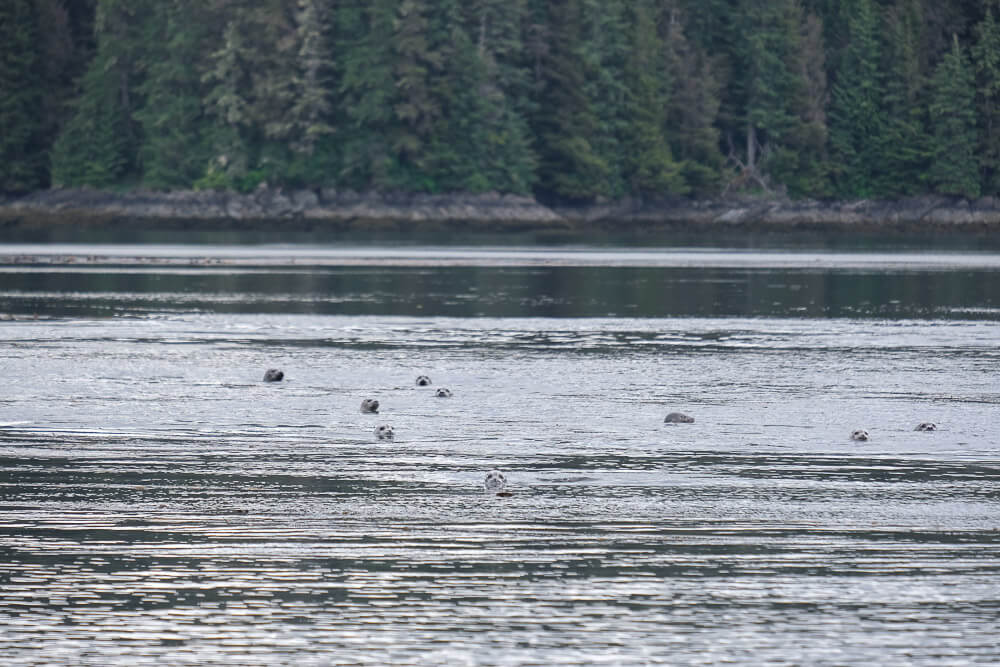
left=3, top=0, right=1000, bottom=205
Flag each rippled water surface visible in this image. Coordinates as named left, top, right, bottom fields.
left=2, top=243, right=999, bottom=665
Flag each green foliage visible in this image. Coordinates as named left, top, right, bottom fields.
left=135, top=0, right=213, bottom=190
left=928, top=35, right=980, bottom=197
left=0, top=0, right=46, bottom=192
left=973, top=3, right=1000, bottom=194
left=621, top=1, right=685, bottom=197
left=531, top=0, right=611, bottom=201
left=15, top=0, right=997, bottom=201
left=828, top=0, right=884, bottom=197
left=874, top=0, right=931, bottom=196
left=335, top=0, right=398, bottom=188
left=662, top=6, right=724, bottom=197
left=50, top=49, right=131, bottom=187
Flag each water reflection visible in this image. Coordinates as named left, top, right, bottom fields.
left=1, top=264, right=999, bottom=319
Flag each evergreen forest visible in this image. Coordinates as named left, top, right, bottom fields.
left=3, top=0, right=1000, bottom=202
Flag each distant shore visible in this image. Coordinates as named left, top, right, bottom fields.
left=3, top=187, right=1000, bottom=234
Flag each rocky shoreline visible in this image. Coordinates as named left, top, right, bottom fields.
left=3, top=187, right=1000, bottom=233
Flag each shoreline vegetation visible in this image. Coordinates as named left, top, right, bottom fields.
left=6, top=2, right=1000, bottom=217
left=3, top=188, right=1000, bottom=234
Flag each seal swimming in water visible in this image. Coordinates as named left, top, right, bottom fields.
left=435, top=388, right=453, bottom=398
left=484, top=470, right=509, bottom=495
left=416, top=375, right=431, bottom=386
left=664, top=412, right=694, bottom=424
left=915, top=422, right=937, bottom=431
left=263, top=369, right=284, bottom=382
left=374, top=424, right=394, bottom=440
left=850, top=429, right=870, bottom=441
left=360, top=399, right=380, bottom=414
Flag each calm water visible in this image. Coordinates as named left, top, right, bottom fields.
left=1, top=243, right=999, bottom=665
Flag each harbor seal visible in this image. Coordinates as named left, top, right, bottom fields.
left=416, top=375, right=432, bottom=386
left=374, top=424, right=394, bottom=440
left=850, top=429, right=870, bottom=441
left=263, top=369, right=284, bottom=382
left=435, top=388, right=453, bottom=398
left=360, top=399, right=380, bottom=414
left=484, top=470, right=508, bottom=494
left=915, top=422, right=937, bottom=432
left=664, top=412, right=694, bottom=424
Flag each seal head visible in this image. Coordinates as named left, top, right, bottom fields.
left=484, top=470, right=508, bottom=493
left=664, top=412, right=694, bottom=424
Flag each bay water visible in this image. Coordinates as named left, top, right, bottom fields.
left=1, top=242, right=998, bottom=665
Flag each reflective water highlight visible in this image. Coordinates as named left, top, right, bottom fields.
left=1, top=244, right=999, bottom=665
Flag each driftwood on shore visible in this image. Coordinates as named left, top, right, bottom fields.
left=3, top=187, right=1000, bottom=232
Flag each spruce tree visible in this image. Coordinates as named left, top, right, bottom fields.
left=289, top=0, right=334, bottom=157
left=724, top=0, right=827, bottom=197
left=582, top=0, right=630, bottom=198
left=422, top=0, right=535, bottom=193
left=50, top=0, right=144, bottom=187
left=391, top=0, right=441, bottom=187
left=662, top=5, right=724, bottom=197
left=0, top=0, right=46, bottom=192
left=928, top=34, right=980, bottom=198
left=874, top=0, right=930, bottom=196
left=200, top=16, right=256, bottom=189
left=973, top=2, right=1000, bottom=194
left=531, top=0, right=610, bottom=201
left=461, top=0, right=537, bottom=193
left=827, top=0, right=884, bottom=197
left=621, top=0, right=685, bottom=197
left=135, top=0, right=213, bottom=190
left=755, top=4, right=830, bottom=198
left=335, top=0, right=399, bottom=189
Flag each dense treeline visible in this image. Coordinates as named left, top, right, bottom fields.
left=3, top=0, right=1000, bottom=202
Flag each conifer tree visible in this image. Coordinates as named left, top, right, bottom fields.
left=391, top=0, right=441, bottom=187
left=827, top=0, right=884, bottom=197
left=200, top=15, right=256, bottom=188
left=874, top=0, right=930, bottom=196
left=336, top=0, right=399, bottom=188
left=423, top=0, right=535, bottom=193
left=0, top=0, right=46, bottom=192
left=135, top=0, right=213, bottom=190
left=461, top=0, right=537, bottom=192
left=973, top=2, right=1000, bottom=194
left=531, top=0, right=610, bottom=201
left=582, top=0, right=630, bottom=197
left=290, top=0, right=334, bottom=157
left=49, top=0, right=143, bottom=187
left=928, top=34, right=980, bottom=197
left=661, top=5, right=724, bottom=197
left=724, top=0, right=826, bottom=197
left=758, top=5, right=831, bottom=197
left=621, top=0, right=685, bottom=197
